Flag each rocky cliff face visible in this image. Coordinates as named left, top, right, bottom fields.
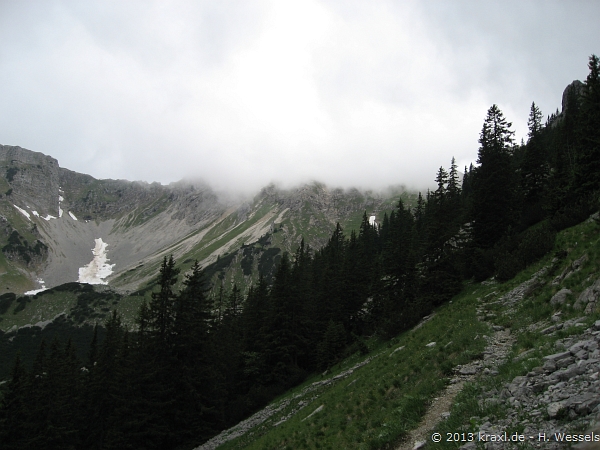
left=562, top=80, right=584, bottom=114
left=58, top=168, right=168, bottom=222
left=0, top=145, right=61, bottom=216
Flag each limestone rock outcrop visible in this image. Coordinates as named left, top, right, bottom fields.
left=0, top=145, right=61, bottom=216
left=562, top=80, right=584, bottom=114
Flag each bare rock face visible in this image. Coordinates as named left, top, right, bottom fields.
left=562, top=80, right=584, bottom=114
left=257, top=182, right=395, bottom=248
left=574, top=278, right=600, bottom=313
left=550, top=288, right=572, bottom=306
left=553, top=254, right=588, bottom=286
left=58, top=168, right=170, bottom=222
left=0, top=145, right=235, bottom=290
left=472, top=320, right=600, bottom=449
left=168, top=182, right=229, bottom=226
left=0, top=145, right=60, bottom=216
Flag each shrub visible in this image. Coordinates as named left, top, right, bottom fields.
left=494, top=220, right=556, bottom=282
left=517, top=220, right=556, bottom=266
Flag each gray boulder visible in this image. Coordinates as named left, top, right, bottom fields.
left=550, top=288, right=572, bottom=305
left=574, top=278, right=600, bottom=312
left=553, top=254, right=588, bottom=285
left=548, top=401, right=566, bottom=418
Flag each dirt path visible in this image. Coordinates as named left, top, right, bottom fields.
left=396, top=380, right=468, bottom=450
left=396, top=299, right=515, bottom=450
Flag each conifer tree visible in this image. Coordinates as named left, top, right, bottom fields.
left=471, top=104, right=517, bottom=249
left=0, top=354, right=28, bottom=450
left=342, top=213, right=378, bottom=335
left=45, top=338, right=81, bottom=448
left=241, top=275, right=270, bottom=382
left=83, top=311, right=124, bottom=449
left=320, top=223, right=346, bottom=323
left=316, top=320, right=346, bottom=369
left=149, top=255, right=180, bottom=347
left=267, top=254, right=299, bottom=382
left=548, top=82, right=580, bottom=214
left=520, top=101, right=549, bottom=226
left=226, top=284, right=243, bottom=319
left=23, top=340, right=50, bottom=448
left=447, top=157, right=461, bottom=202
left=174, top=260, right=212, bottom=353
left=289, top=239, right=313, bottom=368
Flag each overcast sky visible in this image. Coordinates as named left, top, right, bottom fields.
left=0, top=1, right=598, bottom=193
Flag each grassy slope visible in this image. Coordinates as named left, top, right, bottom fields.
left=215, top=217, right=600, bottom=449
left=0, top=194, right=44, bottom=293
left=0, top=290, right=78, bottom=331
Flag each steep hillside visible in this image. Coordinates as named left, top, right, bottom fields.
left=197, top=213, right=600, bottom=449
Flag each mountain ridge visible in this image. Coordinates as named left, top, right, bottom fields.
left=1, top=144, right=413, bottom=296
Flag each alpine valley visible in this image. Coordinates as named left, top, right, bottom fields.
left=0, top=144, right=412, bottom=349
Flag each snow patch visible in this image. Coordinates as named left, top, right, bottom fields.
left=42, top=215, right=57, bottom=221
left=68, top=211, right=78, bottom=221
left=13, top=204, right=31, bottom=221
left=33, top=313, right=66, bottom=330
left=58, top=194, right=64, bottom=217
left=32, top=210, right=40, bottom=217
left=25, top=278, right=47, bottom=296
left=78, top=238, right=115, bottom=285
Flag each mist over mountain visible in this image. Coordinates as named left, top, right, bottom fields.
left=0, top=144, right=413, bottom=295
left=2, top=1, right=597, bottom=194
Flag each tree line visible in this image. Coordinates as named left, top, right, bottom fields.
left=0, top=55, right=598, bottom=450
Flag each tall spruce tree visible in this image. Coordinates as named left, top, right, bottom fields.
left=171, top=261, right=218, bottom=444
left=267, top=253, right=302, bottom=383
left=0, top=354, right=28, bottom=450
left=520, top=101, right=548, bottom=226
left=471, top=104, right=517, bottom=249
left=149, top=255, right=180, bottom=348
left=241, top=275, right=271, bottom=384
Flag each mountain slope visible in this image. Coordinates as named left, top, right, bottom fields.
left=196, top=214, right=600, bottom=449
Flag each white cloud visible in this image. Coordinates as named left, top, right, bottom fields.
left=0, top=0, right=597, bottom=193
